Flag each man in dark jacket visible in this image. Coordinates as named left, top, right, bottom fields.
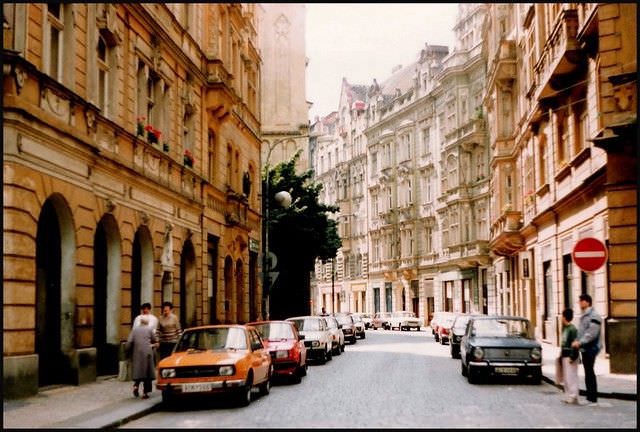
left=571, top=294, right=601, bottom=406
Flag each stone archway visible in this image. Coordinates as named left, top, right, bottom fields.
left=131, top=226, right=153, bottom=322
left=93, top=213, right=121, bottom=376
left=235, top=258, right=244, bottom=323
left=180, top=240, right=196, bottom=328
left=35, top=194, right=76, bottom=386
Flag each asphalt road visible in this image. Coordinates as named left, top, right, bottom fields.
left=122, top=329, right=637, bottom=428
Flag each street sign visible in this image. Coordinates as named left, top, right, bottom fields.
left=572, top=237, right=607, bottom=272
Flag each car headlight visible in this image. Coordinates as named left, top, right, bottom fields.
left=530, top=347, right=542, bottom=361
left=161, top=368, right=176, bottom=378
left=276, top=350, right=289, bottom=359
left=473, top=347, right=484, bottom=360
left=312, top=340, right=320, bottom=347
left=219, top=365, right=235, bottom=376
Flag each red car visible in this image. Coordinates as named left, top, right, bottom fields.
left=436, top=313, right=458, bottom=345
left=247, top=320, right=308, bottom=383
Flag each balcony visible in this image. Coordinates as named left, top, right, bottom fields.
left=489, top=210, right=524, bottom=256
left=489, top=39, right=517, bottom=88
left=534, top=8, right=585, bottom=101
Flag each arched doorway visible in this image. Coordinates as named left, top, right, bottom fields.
left=224, top=256, right=233, bottom=323
left=235, top=259, right=244, bottom=323
left=35, top=194, right=76, bottom=386
left=180, top=240, right=196, bottom=328
left=93, top=214, right=121, bottom=375
left=131, top=226, right=153, bottom=322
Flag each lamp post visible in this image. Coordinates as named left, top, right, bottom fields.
left=261, top=139, right=295, bottom=320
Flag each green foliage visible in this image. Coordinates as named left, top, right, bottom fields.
left=264, top=150, right=341, bottom=270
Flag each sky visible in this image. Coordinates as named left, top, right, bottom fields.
left=305, top=3, right=459, bottom=121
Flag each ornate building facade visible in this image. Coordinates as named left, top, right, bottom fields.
left=3, top=3, right=264, bottom=398
left=483, top=2, right=636, bottom=373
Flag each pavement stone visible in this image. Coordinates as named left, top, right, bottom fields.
left=2, top=338, right=636, bottom=428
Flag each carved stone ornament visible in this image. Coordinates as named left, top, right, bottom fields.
left=140, top=211, right=150, bottom=225
left=13, top=65, right=25, bottom=94
left=85, top=109, right=97, bottom=134
left=106, top=198, right=116, bottom=213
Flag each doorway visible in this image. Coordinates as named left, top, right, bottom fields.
left=180, top=240, right=197, bottom=328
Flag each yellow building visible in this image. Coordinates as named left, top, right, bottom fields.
left=483, top=3, right=636, bottom=373
left=3, top=3, right=263, bottom=398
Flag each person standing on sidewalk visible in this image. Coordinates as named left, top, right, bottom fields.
left=133, top=302, right=159, bottom=335
left=571, top=294, right=602, bottom=406
left=157, top=301, right=182, bottom=359
left=126, top=316, right=158, bottom=399
left=560, top=308, right=580, bottom=404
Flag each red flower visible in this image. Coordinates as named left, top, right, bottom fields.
left=144, top=124, right=154, bottom=132
left=153, top=129, right=161, bottom=139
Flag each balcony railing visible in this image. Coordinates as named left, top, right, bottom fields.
left=534, top=8, right=583, bottom=101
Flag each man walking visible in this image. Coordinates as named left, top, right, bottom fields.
left=133, top=302, right=159, bottom=335
left=571, top=294, right=601, bottom=406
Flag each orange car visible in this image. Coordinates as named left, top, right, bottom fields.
left=156, top=325, right=272, bottom=406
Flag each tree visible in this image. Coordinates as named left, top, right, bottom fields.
left=264, top=151, right=341, bottom=319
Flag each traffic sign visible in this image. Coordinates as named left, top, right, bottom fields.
left=572, top=237, right=607, bottom=272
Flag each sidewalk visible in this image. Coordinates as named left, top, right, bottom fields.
left=540, top=341, right=637, bottom=401
left=3, top=343, right=636, bottom=428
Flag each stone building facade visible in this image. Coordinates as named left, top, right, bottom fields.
left=3, top=3, right=264, bottom=398
left=482, top=2, right=636, bottom=373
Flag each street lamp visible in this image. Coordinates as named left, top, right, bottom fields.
left=261, top=138, right=295, bottom=320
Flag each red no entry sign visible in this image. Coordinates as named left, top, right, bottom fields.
left=572, top=237, right=607, bottom=272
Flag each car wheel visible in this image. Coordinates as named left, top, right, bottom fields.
left=352, top=336, right=357, bottom=344
left=450, top=344, right=455, bottom=358
left=318, top=349, right=327, bottom=365
left=434, top=333, right=439, bottom=342
left=528, top=370, right=542, bottom=385
left=326, top=345, right=333, bottom=361
left=361, top=332, right=366, bottom=339
left=341, top=342, right=345, bottom=352
left=461, top=360, right=468, bottom=377
left=300, top=362, right=308, bottom=376
left=161, top=389, right=174, bottom=406
left=417, top=327, right=420, bottom=332
left=467, top=366, right=482, bottom=384
left=333, top=344, right=341, bottom=356
left=237, top=372, right=253, bottom=406
left=259, top=368, right=271, bottom=396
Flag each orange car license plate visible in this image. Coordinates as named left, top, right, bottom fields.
left=183, top=382, right=213, bottom=393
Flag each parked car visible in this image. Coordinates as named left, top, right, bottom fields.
left=333, top=313, right=357, bottom=344
left=156, top=325, right=272, bottom=406
left=354, top=313, right=373, bottom=329
left=388, top=311, right=422, bottom=331
left=247, top=320, right=307, bottom=383
left=430, top=311, right=456, bottom=342
left=436, top=313, right=458, bottom=344
left=371, top=312, right=392, bottom=330
left=449, top=314, right=474, bottom=359
left=460, top=316, right=542, bottom=384
left=350, top=313, right=366, bottom=339
left=286, top=316, right=333, bottom=364
left=324, top=315, right=345, bottom=355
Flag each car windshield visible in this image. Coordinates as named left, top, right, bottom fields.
left=252, top=322, right=295, bottom=341
left=335, top=315, right=353, bottom=325
left=453, top=316, right=470, bottom=330
left=441, top=316, right=456, bottom=326
left=289, top=318, right=321, bottom=331
left=325, top=319, right=337, bottom=329
left=394, top=312, right=415, bottom=318
left=352, top=315, right=362, bottom=323
left=175, top=327, right=247, bottom=351
left=472, top=319, right=531, bottom=338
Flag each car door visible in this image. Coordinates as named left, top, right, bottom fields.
left=292, top=323, right=306, bottom=365
left=249, top=329, right=270, bottom=381
left=460, top=319, right=473, bottom=366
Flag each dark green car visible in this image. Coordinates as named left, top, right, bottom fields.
left=460, top=316, right=542, bottom=384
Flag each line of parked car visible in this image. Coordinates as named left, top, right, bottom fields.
left=154, top=312, right=369, bottom=407
left=429, top=312, right=543, bottom=385
left=370, top=311, right=422, bottom=331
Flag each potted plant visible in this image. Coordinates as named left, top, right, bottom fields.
left=183, top=149, right=195, bottom=167
left=145, top=125, right=161, bottom=145
left=136, top=116, right=146, bottom=137
left=162, top=142, right=169, bottom=152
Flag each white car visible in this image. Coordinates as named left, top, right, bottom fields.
left=287, top=316, right=333, bottom=364
left=324, top=315, right=345, bottom=355
left=350, top=313, right=366, bottom=339
left=354, top=313, right=373, bottom=329
left=388, top=311, right=422, bottom=331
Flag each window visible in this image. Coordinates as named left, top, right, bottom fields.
left=208, top=130, right=216, bottom=182
left=46, top=3, right=64, bottom=80
left=557, top=109, right=570, bottom=166
left=422, top=127, right=431, bottom=156
left=538, top=134, right=548, bottom=186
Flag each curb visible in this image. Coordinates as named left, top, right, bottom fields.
left=541, top=375, right=637, bottom=401
left=103, top=401, right=162, bottom=429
